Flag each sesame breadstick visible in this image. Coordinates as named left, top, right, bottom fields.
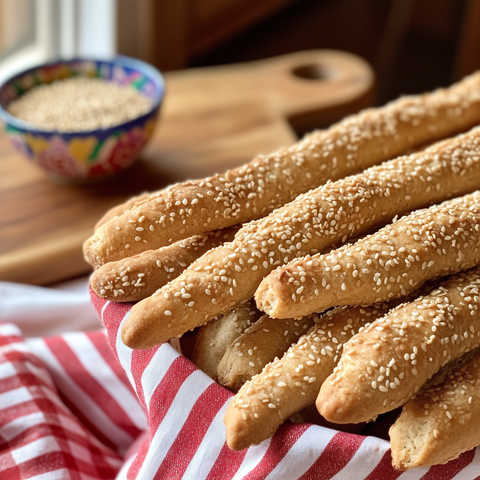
left=122, top=137, right=480, bottom=349
left=90, top=227, right=238, bottom=302
left=389, top=347, right=480, bottom=470
left=84, top=72, right=480, bottom=268
left=256, top=191, right=480, bottom=319
left=190, top=299, right=262, bottom=379
left=95, top=192, right=152, bottom=229
left=223, top=303, right=392, bottom=451
left=217, top=314, right=316, bottom=392
left=317, top=266, right=480, bottom=425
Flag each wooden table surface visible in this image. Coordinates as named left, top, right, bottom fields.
left=0, top=50, right=374, bottom=285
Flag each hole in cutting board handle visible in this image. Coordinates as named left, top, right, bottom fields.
left=291, top=64, right=330, bottom=81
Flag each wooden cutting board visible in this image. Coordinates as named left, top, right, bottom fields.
left=0, top=50, right=374, bottom=285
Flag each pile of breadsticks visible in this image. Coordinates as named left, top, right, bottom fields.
left=85, top=71, right=480, bottom=470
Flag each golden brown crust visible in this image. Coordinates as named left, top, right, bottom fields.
left=84, top=72, right=480, bottom=268
left=390, top=347, right=480, bottom=470
left=121, top=156, right=480, bottom=349
left=317, top=266, right=480, bottom=424
left=190, top=300, right=262, bottom=379
left=121, top=240, right=262, bottom=349
left=223, top=304, right=394, bottom=450
left=256, top=191, right=480, bottom=319
left=90, top=227, right=238, bottom=302
left=94, top=192, right=153, bottom=230
left=123, top=127, right=480, bottom=349
left=217, top=314, right=316, bottom=392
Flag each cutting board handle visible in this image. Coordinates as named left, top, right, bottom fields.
left=250, top=49, right=375, bottom=132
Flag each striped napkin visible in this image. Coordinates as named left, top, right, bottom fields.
left=1, top=280, right=479, bottom=479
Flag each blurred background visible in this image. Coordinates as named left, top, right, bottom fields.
left=1, top=0, right=479, bottom=106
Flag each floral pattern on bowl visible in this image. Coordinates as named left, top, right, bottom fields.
left=0, top=56, right=164, bottom=183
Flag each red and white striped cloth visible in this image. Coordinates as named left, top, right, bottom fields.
left=1, top=280, right=480, bottom=479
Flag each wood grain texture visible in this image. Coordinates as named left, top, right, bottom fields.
left=0, top=50, right=374, bottom=285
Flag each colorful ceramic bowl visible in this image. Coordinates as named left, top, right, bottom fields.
left=0, top=56, right=164, bottom=183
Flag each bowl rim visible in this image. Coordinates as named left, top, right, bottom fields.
left=0, top=54, right=165, bottom=137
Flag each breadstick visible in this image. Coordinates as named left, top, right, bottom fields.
left=95, top=192, right=152, bottom=229
left=224, top=294, right=425, bottom=449
left=121, top=130, right=480, bottom=349
left=223, top=303, right=394, bottom=450
left=256, top=190, right=480, bottom=319
left=389, top=347, right=480, bottom=470
left=217, top=314, right=316, bottom=392
left=90, top=227, right=238, bottom=302
left=190, top=299, right=261, bottom=379
left=317, top=266, right=480, bottom=424
left=84, top=72, right=480, bottom=268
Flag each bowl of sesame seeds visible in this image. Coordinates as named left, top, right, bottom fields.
left=0, top=55, right=164, bottom=183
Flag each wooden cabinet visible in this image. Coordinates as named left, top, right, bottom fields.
left=117, top=0, right=480, bottom=98
left=116, top=0, right=297, bottom=71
